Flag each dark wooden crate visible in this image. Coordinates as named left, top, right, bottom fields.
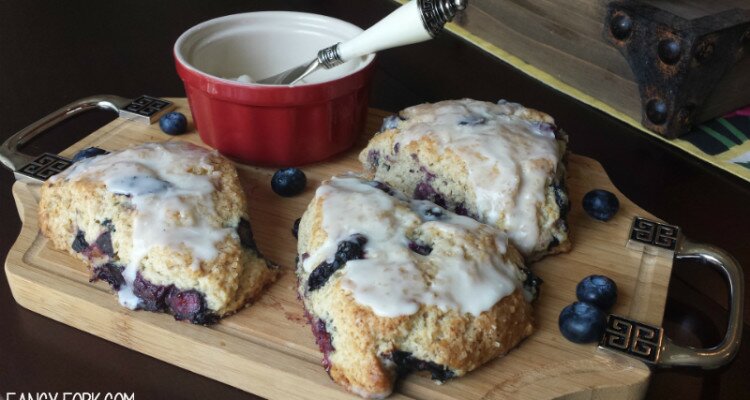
left=450, top=0, right=750, bottom=138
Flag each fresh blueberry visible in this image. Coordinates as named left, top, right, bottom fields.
left=576, top=275, right=618, bottom=311
left=271, top=168, right=307, bottom=197
left=558, top=301, right=607, bottom=344
left=158, top=111, right=188, bottom=135
left=72, top=147, right=108, bottom=162
left=292, top=218, right=301, bottom=239
left=582, top=189, right=619, bottom=221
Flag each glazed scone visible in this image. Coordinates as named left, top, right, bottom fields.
left=359, top=99, right=571, bottom=261
left=39, top=142, right=278, bottom=324
left=297, top=176, right=537, bottom=398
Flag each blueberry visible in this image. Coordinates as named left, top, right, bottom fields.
left=94, top=230, right=115, bottom=258
left=133, top=272, right=172, bottom=311
left=292, top=218, right=301, bottom=239
left=81, top=230, right=116, bottom=260
left=166, top=288, right=217, bottom=325
left=158, top=111, right=188, bottom=135
left=307, top=260, right=340, bottom=292
left=558, top=301, right=607, bottom=343
left=454, top=202, right=469, bottom=216
left=367, top=149, right=380, bottom=167
left=271, top=168, right=307, bottom=197
left=72, top=147, right=108, bottom=162
left=458, top=114, right=486, bottom=126
left=90, top=263, right=125, bottom=290
left=582, top=189, right=619, bottom=221
left=71, top=229, right=89, bottom=253
left=380, top=115, right=401, bottom=132
left=576, top=275, right=618, bottom=311
left=309, top=317, right=334, bottom=371
left=408, top=240, right=432, bottom=256
left=520, top=266, right=543, bottom=302
left=307, top=235, right=367, bottom=291
left=388, top=351, right=455, bottom=382
left=553, top=182, right=570, bottom=219
left=413, top=182, right=446, bottom=208
left=334, top=234, right=367, bottom=263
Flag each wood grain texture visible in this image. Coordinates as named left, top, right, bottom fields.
left=5, top=99, right=672, bottom=400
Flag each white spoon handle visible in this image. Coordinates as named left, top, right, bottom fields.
left=324, top=0, right=467, bottom=66
left=338, top=1, right=431, bottom=61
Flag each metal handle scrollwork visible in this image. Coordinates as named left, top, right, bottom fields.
left=0, top=95, right=130, bottom=172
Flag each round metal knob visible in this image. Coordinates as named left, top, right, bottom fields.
left=611, top=14, right=633, bottom=41
left=658, top=39, right=682, bottom=64
left=646, top=99, right=668, bottom=125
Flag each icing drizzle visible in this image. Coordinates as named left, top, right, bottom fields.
left=303, top=176, right=523, bottom=318
left=396, top=99, right=561, bottom=255
left=54, top=142, right=234, bottom=309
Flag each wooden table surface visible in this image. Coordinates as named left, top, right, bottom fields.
left=0, top=1, right=748, bottom=399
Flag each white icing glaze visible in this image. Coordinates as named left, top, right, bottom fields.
left=304, top=176, right=522, bottom=318
left=232, top=74, right=255, bottom=83
left=397, top=99, right=560, bottom=255
left=55, top=142, right=233, bottom=309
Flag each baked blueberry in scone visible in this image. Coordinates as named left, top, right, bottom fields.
left=360, top=99, right=571, bottom=261
left=297, top=176, right=536, bottom=398
left=39, top=142, right=278, bottom=324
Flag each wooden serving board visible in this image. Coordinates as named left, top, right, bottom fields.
left=5, top=99, right=671, bottom=399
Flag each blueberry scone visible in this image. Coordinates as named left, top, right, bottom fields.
left=39, top=142, right=278, bottom=324
left=359, top=99, right=571, bottom=261
left=297, top=176, right=537, bottom=398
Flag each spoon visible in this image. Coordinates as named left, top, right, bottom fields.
left=257, top=0, right=468, bottom=86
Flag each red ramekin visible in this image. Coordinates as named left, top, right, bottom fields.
left=174, top=12, right=375, bottom=166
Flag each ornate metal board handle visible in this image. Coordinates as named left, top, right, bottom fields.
left=0, top=95, right=175, bottom=182
left=600, top=314, right=664, bottom=364
left=600, top=217, right=744, bottom=368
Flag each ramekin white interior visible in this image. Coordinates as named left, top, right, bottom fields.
left=174, top=11, right=375, bottom=85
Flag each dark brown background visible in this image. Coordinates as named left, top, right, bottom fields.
left=0, top=1, right=748, bottom=399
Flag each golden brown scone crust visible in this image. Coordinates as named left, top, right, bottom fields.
left=39, top=142, right=277, bottom=321
left=297, top=177, right=534, bottom=398
left=359, top=99, right=571, bottom=261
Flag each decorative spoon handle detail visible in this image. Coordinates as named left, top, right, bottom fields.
left=261, top=0, right=467, bottom=85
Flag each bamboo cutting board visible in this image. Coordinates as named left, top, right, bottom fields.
left=5, top=98, right=671, bottom=399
